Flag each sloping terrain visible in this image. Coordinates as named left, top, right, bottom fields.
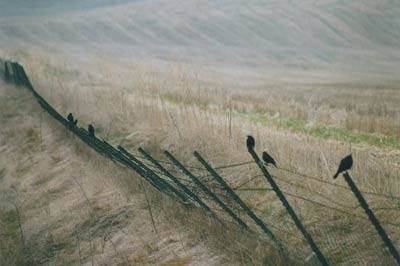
left=1, top=58, right=400, bottom=265
left=1, top=0, right=400, bottom=83
left=1, top=1, right=400, bottom=265
left=0, top=83, right=222, bottom=266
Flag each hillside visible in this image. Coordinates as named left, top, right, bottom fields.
left=0, top=83, right=222, bottom=266
left=1, top=0, right=400, bottom=83
left=1, top=1, right=400, bottom=265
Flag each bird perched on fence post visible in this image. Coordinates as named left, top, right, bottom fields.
left=88, top=124, right=95, bottom=137
left=333, top=154, right=353, bottom=179
left=67, top=113, right=78, bottom=126
left=67, top=113, right=74, bottom=123
left=247, top=135, right=255, bottom=151
left=262, top=151, right=277, bottom=168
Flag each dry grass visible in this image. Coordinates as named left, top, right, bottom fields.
left=156, top=82, right=400, bottom=138
left=1, top=49, right=400, bottom=265
left=0, top=84, right=227, bottom=266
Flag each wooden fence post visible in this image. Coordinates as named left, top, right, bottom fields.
left=4, top=61, right=10, bottom=82
left=118, top=146, right=190, bottom=205
left=164, top=150, right=249, bottom=229
left=248, top=148, right=329, bottom=266
left=11, top=62, right=19, bottom=85
left=194, top=151, right=282, bottom=247
left=138, top=148, right=220, bottom=220
left=16, top=63, right=34, bottom=90
left=343, top=173, right=400, bottom=265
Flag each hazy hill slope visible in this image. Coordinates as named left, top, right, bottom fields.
left=0, top=0, right=140, bottom=16
left=0, top=83, right=222, bottom=266
left=1, top=0, right=400, bottom=82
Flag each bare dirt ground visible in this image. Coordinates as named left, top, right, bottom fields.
left=0, top=83, right=223, bottom=266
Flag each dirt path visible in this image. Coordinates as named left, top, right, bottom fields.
left=0, top=84, right=222, bottom=265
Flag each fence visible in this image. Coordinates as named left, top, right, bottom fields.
left=2, top=59, right=400, bottom=266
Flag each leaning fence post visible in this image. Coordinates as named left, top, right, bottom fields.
left=15, top=64, right=26, bottom=87
left=4, top=61, right=10, bottom=82
left=118, top=146, right=190, bottom=205
left=138, top=148, right=220, bottom=221
left=17, top=64, right=34, bottom=90
left=248, top=148, right=329, bottom=266
left=15, top=64, right=24, bottom=86
left=14, top=63, right=23, bottom=86
left=9, top=62, right=14, bottom=84
left=194, top=151, right=281, bottom=247
left=117, top=147, right=166, bottom=192
left=164, top=150, right=249, bottom=229
left=117, top=146, right=171, bottom=191
left=11, top=62, right=19, bottom=85
left=342, top=172, right=400, bottom=265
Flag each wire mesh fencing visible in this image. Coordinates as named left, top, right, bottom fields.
left=2, top=60, right=400, bottom=266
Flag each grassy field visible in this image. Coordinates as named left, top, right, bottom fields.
left=0, top=83, right=246, bottom=266
left=1, top=0, right=400, bottom=265
left=0, top=51, right=399, bottom=265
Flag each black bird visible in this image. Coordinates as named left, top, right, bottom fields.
left=67, top=113, right=78, bottom=126
left=333, top=154, right=353, bottom=179
left=67, top=113, right=74, bottom=123
left=246, top=135, right=255, bottom=151
left=262, top=151, right=277, bottom=167
left=88, top=124, right=95, bottom=137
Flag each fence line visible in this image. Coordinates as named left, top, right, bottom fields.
left=278, top=167, right=400, bottom=201
left=164, top=150, right=250, bottom=230
left=194, top=151, right=282, bottom=247
left=3, top=59, right=400, bottom=265
left=138, top=148, right=220, bottom=220
left=248, top=147, right=330, bottom=266
left=342, top=173, right=400, bottom=264
left=118, top=146, right=191, bottom=204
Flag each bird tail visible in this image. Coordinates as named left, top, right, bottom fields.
left=333, top=171, right=339, bottom=179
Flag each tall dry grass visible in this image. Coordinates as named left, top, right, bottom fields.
left=1, top=84, right=240, bottom=266
left=1, top=49, right=400, bottom=265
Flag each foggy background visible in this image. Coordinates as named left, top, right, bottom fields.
left=1, top=0, right=400, bottom=84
